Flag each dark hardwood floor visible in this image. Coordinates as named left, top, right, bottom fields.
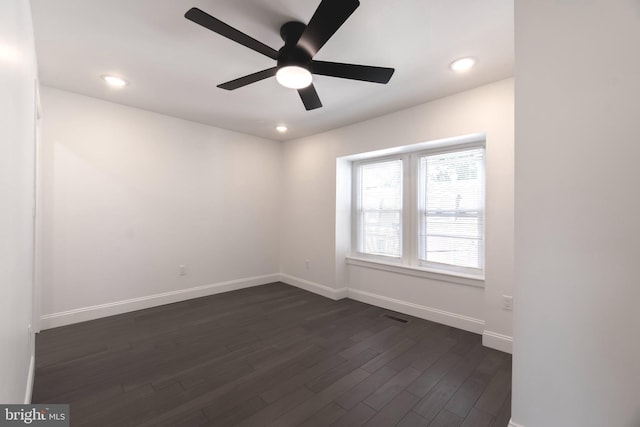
left=33, top=282, right=512, bottom=426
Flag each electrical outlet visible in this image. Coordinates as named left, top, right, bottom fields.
left=502, top=295, right=513, bottom=311
left=305, top=259, right=310, bottom=270
left=179, top=265, right=187, bottom=276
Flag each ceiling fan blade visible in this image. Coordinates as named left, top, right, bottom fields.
left=298, top=84, right=323, bottom=110
left=312, top=61, right=395, bottom=84
left=217, top=67, right=278, bottom=90
left=185, top=8, right=279, bottom=60
left=297, top=0, right=360, bottom=57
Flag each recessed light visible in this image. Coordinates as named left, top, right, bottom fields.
left=101, top=75, right=128, bottom=87
left=449, top=57, right=476, bottom=72
left=275, top=125, right=288, bottom=133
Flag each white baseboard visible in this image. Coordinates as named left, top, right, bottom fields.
left=40, top=274, right=280, bottom=329
left=279, top=273, right=348, bottom=300
left=509, top=420, right=525, bottom=427
left=347, top=288, right=485, bottom=334
left=24, top=355, right=34, bottom=404
left=483, top=330, right=513, bottom=354
left=279, top=274, right=487, bottom=335
left=39, top=272, right=512, bottom=356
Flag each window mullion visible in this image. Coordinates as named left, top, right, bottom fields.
left=405, top=153, right=418, bottom=267
left=351, top=164, right=357, bottom=254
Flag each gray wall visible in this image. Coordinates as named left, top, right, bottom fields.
left=513, top=0, right=640, bottom=425
left=0, top=0, right=39, bottom=403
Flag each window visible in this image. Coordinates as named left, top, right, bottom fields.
left=355, top=159, right=403, bottom=258
left=418, top=148, right=485, bottom=274
left=352, top=143, right=485, bottom=277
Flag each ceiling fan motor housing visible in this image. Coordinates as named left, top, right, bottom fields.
left=278, top=21, right=312, bottom=70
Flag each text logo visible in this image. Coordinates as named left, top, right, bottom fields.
left=0, top=405, right=69, bottom=426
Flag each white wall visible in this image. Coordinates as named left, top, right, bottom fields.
left=40, top=87, right=282, bottom=328
left=280, top=79, right=514, bottom=350
left=513, top=1, right=640, bottom=426
left=0, top=0, right=38, bottom=403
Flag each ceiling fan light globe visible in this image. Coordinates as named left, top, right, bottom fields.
left=276, top=66, right=312, bottom=89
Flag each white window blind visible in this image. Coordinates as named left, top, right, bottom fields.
left=357, top=159, right=402, bottom=258
left=418, top=148, right=485, bottom=272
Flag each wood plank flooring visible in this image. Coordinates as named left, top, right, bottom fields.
left=33, top=282, right=512, bottom=426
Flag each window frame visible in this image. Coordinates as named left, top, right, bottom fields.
left=352, top=154, right=406, bottom=263
left=351, top=140, right=486, bottom=280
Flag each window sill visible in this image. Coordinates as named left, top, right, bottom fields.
left=345, top=256, right=485, bottom=288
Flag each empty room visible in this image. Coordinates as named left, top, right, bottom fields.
left=1, top=0, right=639, bottom=426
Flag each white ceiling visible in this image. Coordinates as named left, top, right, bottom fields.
left=30, top=0, right=513, bottom=141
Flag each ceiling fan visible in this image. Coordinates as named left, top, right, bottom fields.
left=184, top=0, right=395, bottom=111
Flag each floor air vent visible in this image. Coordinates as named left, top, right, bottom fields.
left=382, top=313, right=409, bottom=324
